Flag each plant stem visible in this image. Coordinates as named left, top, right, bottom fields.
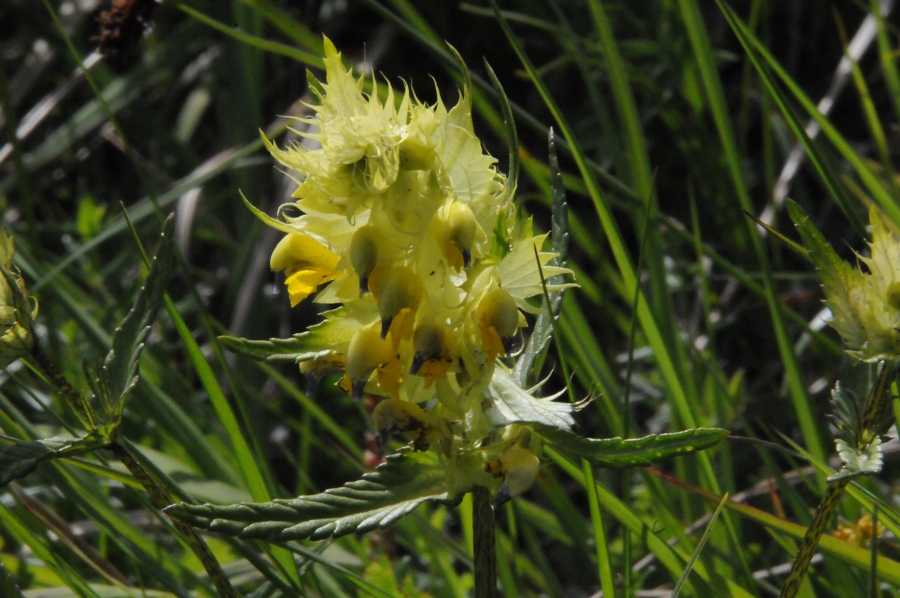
left=473, top=485, right=497, bottom=598
left=30, top=344, right=94, bottom=428
left=780, top=363, right=896, bottom=597
left=110, top=441, right=241, bottom=598
left=779, top=477, right=849, bottom=598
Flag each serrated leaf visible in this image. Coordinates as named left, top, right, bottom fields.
left=539, top=427, right=729, bottom=469
left=220, top=300, right=378, bottom=363
left=0, top=433, right=108, bottom=487
left=830, top=436, right=884, bottom=482
left=166, top=450, right=457, bottom=542
left=103, top=217, right=176, bottom=403
left=487, top=368, right=577, bottom=431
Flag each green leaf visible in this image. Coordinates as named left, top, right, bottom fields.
left=487, top=368, right=577, bottom=431
left=539, top=427, right=728, bottom=469
left=0, top=433, right=108, bottom=487
left=103, top=216, right=175, bottom=406
left=514, top=128, right=569, bottom=387
left=166, top=450, right=457, bottom=542
left=220, top=300, right=378, bottom=363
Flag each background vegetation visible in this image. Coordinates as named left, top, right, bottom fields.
left=2, top=0, right=899, bottom=595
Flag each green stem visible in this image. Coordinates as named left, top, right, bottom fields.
left=473, top=485, right=497, bottom=598
left=110, top=441, right=241, bottom=598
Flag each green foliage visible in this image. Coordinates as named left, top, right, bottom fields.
left=100, top=216, right=175, bottom=417
left=0, top=433, right=107, bottom=487
left=539, top=427, right=729, bottom=469
left=6, top=0, right=900, bottom=596
left=167, top=450, right=458, bottom=542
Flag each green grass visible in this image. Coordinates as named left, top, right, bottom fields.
left=2, top=0, right=900, bottom=595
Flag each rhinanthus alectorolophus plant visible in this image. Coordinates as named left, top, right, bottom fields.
left=164, top=38, right=728, bottom=587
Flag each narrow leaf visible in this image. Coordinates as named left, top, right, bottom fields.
left=166, top=450, right=457, bottom=542
left=539, top=427, right=728, bottom=469
left=0, top=433, right=107, bottom=487
left=103, top=217, right=175, bottom=402
left=672, top=492, right=729, bottom=598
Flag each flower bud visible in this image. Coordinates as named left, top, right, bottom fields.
left=344, top=325, right=396, bottom=400
left=0, top=232, right=36, bottom=368
left=371, top=398, right=435, bottom=450
left=349, top=226, right=380, bottom=294
left=411, top=320, right=459, bottom=388
left=476, top=287, right=520, bottom=360
left=490, top=446, right=540, bottom=507
left=370, top=266, right=423, bottom=343
left=445, top=201, right=477, bottom=269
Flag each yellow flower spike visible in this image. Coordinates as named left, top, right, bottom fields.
left=410, top=320, right=459, bottom=388
left=349, top=225, right=381, bottom=294
left=440, top=201, right=477, bottom=270
left=0, top=230, right=36, bottom=368
left=270, top=233, right=341, bottom=306
left=492, top=446, right=540, bottom=507
left=369, top=266, right=423, bottom=341
left=343, top=325, right=396, bottom=400
left=371, top=398, right=436, bottom=450
left=476, top=287, right=521, bottom=361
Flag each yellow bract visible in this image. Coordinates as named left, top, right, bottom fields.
left=817, top=208, right=900, bottom=362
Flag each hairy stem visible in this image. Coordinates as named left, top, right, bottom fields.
left=111, top=441, right=241, bottom=598
left=779, top=477, right=849, bottom=598
left=781, top=363, right=895, bottom=597
left=30, top=344, right=94, bottom=429
left=473, top=485, right=497, bottom=598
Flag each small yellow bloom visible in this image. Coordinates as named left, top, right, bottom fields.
left=342, top=324, right=397, bottom=399
left=487, top=446, right=540, bottom=506
left=411, top=320, right=459, bottom=388
left=371, top=398, right=437, bottom=450
left=270, top=233, right=341, bottom=306
left=476, top=288, right=521, bottom=362
left=370, top=266, right=423, bottom=345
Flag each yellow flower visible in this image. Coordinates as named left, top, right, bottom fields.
left=270, top=233, right=341, bottom=306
